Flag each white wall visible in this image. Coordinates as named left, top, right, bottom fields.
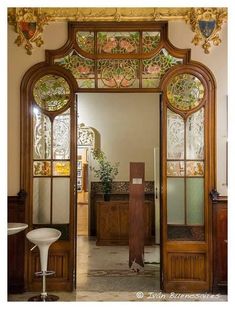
left=8, top=19, right=228, bottom=195
left=78, top=93, right=159, bottom=181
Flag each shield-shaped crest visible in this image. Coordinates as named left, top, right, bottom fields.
left=198, top=20, right=216, bottom=38
left=18, top=21, right=37, bottom=40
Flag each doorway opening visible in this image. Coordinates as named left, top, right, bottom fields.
left=76, top=92, right=161, bottom=292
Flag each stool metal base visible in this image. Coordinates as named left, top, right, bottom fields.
left=28, top=294, right=59, bottom=301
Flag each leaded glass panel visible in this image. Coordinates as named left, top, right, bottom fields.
left=142, top=49, right=183, bottom=88
left=33, top=74, right=70, bottom=111
left=55, top=50, right=95, bottom=88
left=97, top=59, right=139, bottom=88
left=167, top=109, right=184, bottom=159
left=33, top=161, right=51, bottom=176
left=33, top=108, right=51, bottom=159
left=53, top=161, right=70, bottom=176
left=76, top=31, right=94, bottom=54
left=53, top=108, right=70, bottom=159
left=186, top=108, right=204, bottom=159
left=142, top=31, right=161, bottom=53
left=167, top=73, right=205, bottom=110
left=167, top=161, right=185, bottom=176
left=97, top=32, right=139, bottom=54
left=186, top=161, right=204, bottom=176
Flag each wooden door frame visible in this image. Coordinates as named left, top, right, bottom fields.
left=19, top=21, right=216, bottom=292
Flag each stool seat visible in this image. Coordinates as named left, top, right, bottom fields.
left=26, top=228, right=61, bottom=301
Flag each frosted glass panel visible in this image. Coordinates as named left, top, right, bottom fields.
left=53, top=108, right=70, bottom=159
left=33, top=178, right=51, bottom=224
left=167, top=109, right=184, bottom=159
left=186, top=178, right=204, bottom=225
left=52, top=178, right=70, bottom=224
left=33, top=109, right=51, bottom=159
left=186, top=108, right=204, bottom=159
left=167, top=178, right=184, bottom=224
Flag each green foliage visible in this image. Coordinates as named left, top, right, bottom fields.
left=91, top=149, right=119, bottom=194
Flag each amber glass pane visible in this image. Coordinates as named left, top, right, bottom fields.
left=55, top=50, right=95, bottom=88
left=142, top=49, right=183, bottom=88
left=53, top=108, right=70, bottom=159
left=167, top=161, right=185, bottom=176
left=186, top=161, right=204, bottom=176
left=33, top=74, right=70, bottom=111
left=33, top=161, right=51, bottom=176
left=97, top=59, right=139, bottom=88
left=167, top=74, right=204, bottom=110
left=167, top=109, right=184, bottom=159
left=186, top=108, right=204, bottom=160
left=53, top=161, right=70, bottom=176
left=97, top=32, right=139, bottom=54
left=33, top=178, right=51, bottom=224
left=142, top=31, right=161, bottom=52
left=33, top=108, right=51, bottom=159
left=76, top=31, right=94, bottom=54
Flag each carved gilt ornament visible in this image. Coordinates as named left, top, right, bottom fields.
left=8, top=7, right=227, bottom=55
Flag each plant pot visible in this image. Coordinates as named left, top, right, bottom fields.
left=104, top=193, right=111, bottom=201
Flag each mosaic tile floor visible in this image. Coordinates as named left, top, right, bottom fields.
left=8, top=237, right=227, bottom=302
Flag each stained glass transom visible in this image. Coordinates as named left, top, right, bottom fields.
left=97, top=32, right=139, bottom=54
left=76, top=31, right=94, bottom=54
left=167, top=74, right=205, bottom=110
left=142, top=48, right=183, bottom=88
left=33, top=74, right=70, bottom=111
left=55, top=50, right=95, bottom=88
left=142, top=31, right=161, bottom=52
left=98, top=59, right=139, bottom=88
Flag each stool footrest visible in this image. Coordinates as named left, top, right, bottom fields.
left=35, top=270, right=55, bottom=277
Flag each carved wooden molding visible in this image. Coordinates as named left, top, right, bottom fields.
left=8, top=7, right=227, bottom=55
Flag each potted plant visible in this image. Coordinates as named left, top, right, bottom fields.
left=91, top=149, right=119, bottom=201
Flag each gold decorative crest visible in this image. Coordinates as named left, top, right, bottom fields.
left=8, top=8, right=50, bottom=55
left=186, top=8, right=227, bottom=54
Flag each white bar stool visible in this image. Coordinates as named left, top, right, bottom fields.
left=26, top=228, right=61, bottom=301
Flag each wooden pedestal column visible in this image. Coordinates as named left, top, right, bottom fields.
left=129, top=162, right=145, bottom=271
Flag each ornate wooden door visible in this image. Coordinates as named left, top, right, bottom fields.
left=21, top=64, right=78, bottom=291
left=160, top=64, right=215, bottom=292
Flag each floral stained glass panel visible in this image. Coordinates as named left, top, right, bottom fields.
left=167, top=73, right=205, bottom=110
left=167, top=109, right=184, bottom=159
left=55, top=50, right=95, bottom=88
left=33, top=161, right=51, bottom=176
left=142, top=31, right=161, bottom=53
left=33, top=74, right=70, bottom=111
left=53, top=108, right=70, bottom=159
left=167, top=161, right=185, bottom=176
left=97, top=59, right=139, bottom=88
left=33, top=108, right=51, bottom=159
left=186, top=161, right=204, bottom=176
left=53, top=161, right=70, bottom=176
left=97, top=32, right=139, bottom=54
left=76, top=31, right=94, bottom=54
left=142, top=49, right=183, bottom=88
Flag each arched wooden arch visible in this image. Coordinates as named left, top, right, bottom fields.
left=20, top=21, right=216, bottom=293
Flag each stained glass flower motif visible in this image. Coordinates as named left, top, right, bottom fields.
left=33, top=74, right=70, bottom=111
left=167, top=73, right=204, bottom=110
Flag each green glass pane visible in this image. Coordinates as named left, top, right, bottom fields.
left=33, top=178, right=51, bottom=224
left=186, top=178, right=204, bottom=225
left=167, top=178, right=185, bottom=224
